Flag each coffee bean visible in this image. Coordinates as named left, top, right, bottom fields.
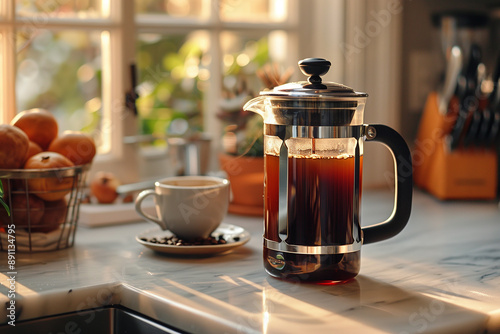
left=144, top=234, right=229, bottom=246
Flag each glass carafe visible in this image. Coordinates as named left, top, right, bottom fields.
left=244, top=58, right=413, bottom=283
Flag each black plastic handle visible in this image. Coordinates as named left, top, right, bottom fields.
left=362, top=124, right=413, bottom=244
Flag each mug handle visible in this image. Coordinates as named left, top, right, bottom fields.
left=362, top=124, right=413, bottom=244
left=134, top=189, right=168, bottom=230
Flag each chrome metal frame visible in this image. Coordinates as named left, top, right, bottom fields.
left=264, top=237, right=362, bottom=255
left=264, top=124, right=366, bottom=255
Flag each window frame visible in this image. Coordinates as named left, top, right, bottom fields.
left=0, top=0, right=17, bottom=125
left=1, top=1, right=405, bottom=188
left=133, top=1, right=299, bottom=177
left=0, top=1, right=141, bottom=183
left=0, top=0, right=300, bottom=183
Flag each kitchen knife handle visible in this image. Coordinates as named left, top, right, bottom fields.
left=448, top=44, right=482, bottom=150
left=363, top=124, right=413, bottom=244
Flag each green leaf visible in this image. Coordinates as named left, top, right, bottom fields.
left=0, top=199, right=10, bottom=216
left=0, top=181, right=10, bottom=216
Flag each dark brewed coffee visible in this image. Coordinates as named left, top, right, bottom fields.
left=264, top=153, right=362, bottom=282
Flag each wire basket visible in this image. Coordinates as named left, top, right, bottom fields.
left=0, top=164, right=90, bottom=252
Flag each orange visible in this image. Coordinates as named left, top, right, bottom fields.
left=0, top=124, right=30, bottom=169
left=90, top=171, right=120, bottom=204
left=24, top=152, right=75, bottom=201
left=11, top=108, right=58, bottom=150
left=48, top=131, right=96, bottom=165
left=32, top=199, right=67, bottom=233
left=24, top=140, right=43, bottom=163
left=0, top=193, right=45, bottom=228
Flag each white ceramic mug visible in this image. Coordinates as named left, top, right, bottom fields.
left=135, top=176, right=230, bottom=240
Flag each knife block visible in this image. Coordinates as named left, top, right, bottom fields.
left=413, top=92, right=498, bottom=200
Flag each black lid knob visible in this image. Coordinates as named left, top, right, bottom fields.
left=298, top=58, right=331, bottom=85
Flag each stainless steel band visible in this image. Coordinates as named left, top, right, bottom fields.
left=264, top=237, right=363, bottom=255
left=264, top=124, right=363, bottom=139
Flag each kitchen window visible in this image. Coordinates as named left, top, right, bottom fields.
left=1, top=1, right=400, bottom=187
left=0, top=0, right=297, bottom=183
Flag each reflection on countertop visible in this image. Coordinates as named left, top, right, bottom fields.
left=1, top=189, right=500, bottom=333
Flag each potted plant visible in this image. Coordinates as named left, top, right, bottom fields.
left=218, top=64, right=292, bottom=216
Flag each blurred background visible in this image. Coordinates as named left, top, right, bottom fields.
left=2, top=0, right=500, bottom=191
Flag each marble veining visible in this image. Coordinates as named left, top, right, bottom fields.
left=0, top=190, right=500, bottom=333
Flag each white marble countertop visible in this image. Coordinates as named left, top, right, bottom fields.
left=1, top=189, right=500, bottom=333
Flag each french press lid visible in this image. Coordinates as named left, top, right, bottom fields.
left=261, top=58, right=367, bottom=99
left=257, top=58, right=367, bottom=126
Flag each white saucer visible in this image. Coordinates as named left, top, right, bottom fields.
left=136, top=223, right=250, bottom=256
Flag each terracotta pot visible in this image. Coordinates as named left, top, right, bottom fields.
left=219, top=153, right=264, bottom=216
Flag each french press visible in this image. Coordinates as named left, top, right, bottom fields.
left=244, top=58, right=413, bottom=283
